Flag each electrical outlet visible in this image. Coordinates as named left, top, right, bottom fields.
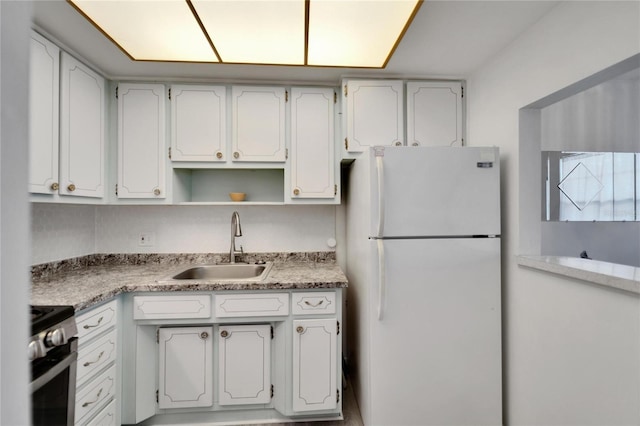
left=138, top=232, right=155, bottom=247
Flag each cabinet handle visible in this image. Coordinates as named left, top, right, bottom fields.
left=50, top=182, right=59, bottom=191
left=83, top=350, right=105, bottom=367
left=153, top=188, right=161, bottom=196
left=394, top=141, right=402, bottom=146
left=67, top=183, right=76, bottom=192
left=296, top=326, right=304, bottom=334
left=83, top=316, right=103, bottom=329
left=200, top=331, right=209, bottom=339
left=293, top=188, right=300, bottom=196
left=220, top=330, right=229, bottom=338
left=304, top=300, right=324, bottom=308
left=216, top=151, right=223, bottom=159
left=412, top=142, right=419, bottom=146
left=233, top=152, right=240, bottom=159
left=82, top=388, right=103, bottom=407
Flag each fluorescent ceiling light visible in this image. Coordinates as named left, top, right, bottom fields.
left=68, top=0, right=421, bottom=68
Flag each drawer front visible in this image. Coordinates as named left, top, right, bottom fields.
left=77, top=329, right=117, bottom=387
left=215, top=293, right=289, bottom=318
left=75, top=365, right=116, bottom=425
left=133, top=294, right=211, bottom=320
left=291, top=292, right=336, bottom=315
left=77, top=300, right=118, bottom=343
left=85, top=400, right=116, bottom=426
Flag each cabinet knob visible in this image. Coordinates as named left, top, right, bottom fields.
left=296, top=326, right=304, bottom=334
left=67, top=183, right=76, bottom=192
left=233, top=152, right=240, bottom=159
left=153, top=188, right=161, bottom=196
left=50, top=182, right=59, bottom=191
left=200, top=332, right=209, bottom=340
left=412, top=142, right=419, bottom=146
left=220, top=330, right=229, bottom=338
left=216, top=151, right=223, bottom=159
left=394, top=141, right=402, bottom=146
left=293, top=188, right=300, bottom=196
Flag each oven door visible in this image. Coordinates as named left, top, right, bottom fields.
left=31, top=341, right=77, bottom=426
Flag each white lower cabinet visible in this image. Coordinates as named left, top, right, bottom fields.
left=86, top=400, right=116, bottom=426
left=292, top=318, right=338, bottom=412
left=158, top=326, right=213, bottom=409
left=217, top=324, right=271, bottom=405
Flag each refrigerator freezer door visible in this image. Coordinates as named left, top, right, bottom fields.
left=368, top=237, right=502, bottom=426
left=370, top=146, right=501, bottom=237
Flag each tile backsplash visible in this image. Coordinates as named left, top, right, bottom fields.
left=32, top=204, right=337, bottom=265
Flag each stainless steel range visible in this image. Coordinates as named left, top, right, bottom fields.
left=29, top=305, right=78, bottom=426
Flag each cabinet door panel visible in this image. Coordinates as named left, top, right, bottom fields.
left=292, top=318, right=337, bottom=412
left=345, top=80, right=403, bottom=152
left=117, top=83, right=166, bottom=198
left=171, top=85, right=226, bottom=162
left=29, top=31, right=59, bottom=194
left=232, top=86, right=286, bottom=162
left=60, top=52, right=105, bottom=198
left=218, top=324, right=271, bottom=405
left=290, top=88, right=335, bottom=199
left=406, top=81, right=463, bottom=147
left=158, top=326, right=213, bottom=409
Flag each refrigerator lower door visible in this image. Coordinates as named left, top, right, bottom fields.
left=368, top=237, right=502, bottom=426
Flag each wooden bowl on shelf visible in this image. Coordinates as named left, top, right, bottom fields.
left=229, top=192, right=246, bottom=202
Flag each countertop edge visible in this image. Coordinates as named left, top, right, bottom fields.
left=516, top=255, right=640, bottom=295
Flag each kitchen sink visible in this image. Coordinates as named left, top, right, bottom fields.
left=169, top=262, right=273, bottom=281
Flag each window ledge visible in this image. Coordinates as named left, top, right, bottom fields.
left=517, top=255, right=640, bottom=295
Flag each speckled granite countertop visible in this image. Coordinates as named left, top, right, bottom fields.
left=31, top=252, right=348, bottom=312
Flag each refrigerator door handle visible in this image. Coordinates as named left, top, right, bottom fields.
left=375, top=155, right=385, bottom=238
left=376, top=239, right=386, bottom=321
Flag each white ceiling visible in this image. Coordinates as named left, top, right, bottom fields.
left=32, top=0, right=559, bottom=85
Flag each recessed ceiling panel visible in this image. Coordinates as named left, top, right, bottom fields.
left=191, top=0, right=306, bottom=65
left=70, top=0, right=219, bottom=62
left=307, top=0, right=420, bottom=68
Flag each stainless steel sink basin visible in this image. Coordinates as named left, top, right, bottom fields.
left=169, top=262, right=273, bottom=281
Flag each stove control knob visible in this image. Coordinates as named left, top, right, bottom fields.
left=44, top=328, right=66, bottom=347
left=28, top=341, right=42, bottom=361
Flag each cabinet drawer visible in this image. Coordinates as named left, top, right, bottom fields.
left=77, top=329, right=117, bottom=388
left=133, top=294, right=211, bottom=319
left=85, top=400, right=116, bottom=426
left=215, top=293, right=289, bottom=318
left=291, top=292, right=336, bottom=315
left=75, top=365, right=116, bottom=425
left=77, top=300, right=118, bottom=343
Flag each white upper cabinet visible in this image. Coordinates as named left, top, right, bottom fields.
left=117, top=83, right=166, bottom=199
left=29, top=31, right=59, bottom=194
left=170, top=85, right=227, bottom=162
left=343, top=80, right=404, bottom=152
left=59, top=52, right=106, bottom=198
left=406, top=81, right=463, bottom=147
left=231, top=86, right=286, bottom=162
left=290, top=87, right=336, bottom=200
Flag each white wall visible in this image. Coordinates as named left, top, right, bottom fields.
left=0, top=1, right=31, bottom=424
left=31, top=204, right=337, bottom=264
left=467, top=1, right=640, bottom=424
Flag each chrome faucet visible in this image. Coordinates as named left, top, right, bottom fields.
left=229, top=211, right=244, bottom=263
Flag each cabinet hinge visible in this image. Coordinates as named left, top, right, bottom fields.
left=156, top=329, right=160, bottom=343
left=343, top=84, right=347, bottom=97
left=334, top=184, right=337, bottom=196
left=168, top=147, right=172, bottom=159
left=285, top=90, right=288, bottom=102
left=168, top=88, right=171, bottom=100
left=337, top=388, right=340, bottom=403
left=344, top=138, right=348, bottom=150
left=285, top=148, right=288, bottom=160
left=115, top=184, right=118, bottom=196
left=115, top=86, right=118, bottom=99
left=156, top=389, right=159, bottom=403
left=334, top=91, right=337, bottom=103
left=461, top=86, right=464, bottom=98
left=270, top=326, right=274, bottom=340
left=337, top=320, right=340, bottom=335
left=271, top=384, right=274, bottom=398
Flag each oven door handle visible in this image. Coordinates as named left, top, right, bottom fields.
left=30, top=351, right=77, bottom=393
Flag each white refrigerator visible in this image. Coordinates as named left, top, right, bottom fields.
left=345, top=146, right=502, bottom=426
